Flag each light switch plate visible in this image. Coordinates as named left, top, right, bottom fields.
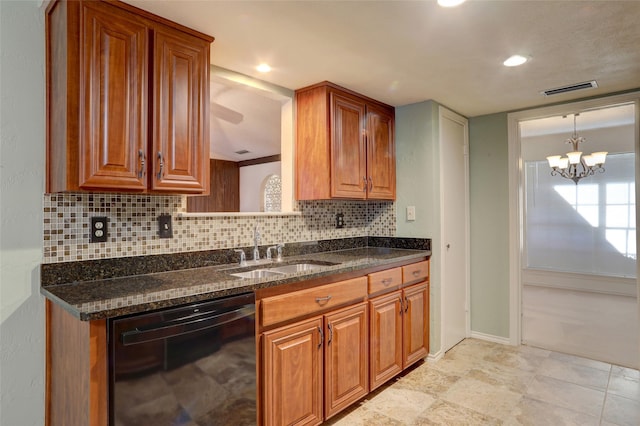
left=158, top=214, right=173, bottom=238
left=406, top=206, right=416, bottom=221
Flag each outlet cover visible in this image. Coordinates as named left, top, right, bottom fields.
left=90, top=216, right=108, bottom=243
left=336, top=213, right=345, bottom=228
left=158, top=214, right=173, bottom=238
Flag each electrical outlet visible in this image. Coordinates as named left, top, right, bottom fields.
left=158, top=214, right=173, bottom=238
left=90, top=216, right=108, bottom=243
left=406, top=206, right=416, bottom=221
left=336, top=212, right=345, bottom=228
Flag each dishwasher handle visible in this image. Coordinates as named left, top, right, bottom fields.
left=120, top=304, right=254, bottom=346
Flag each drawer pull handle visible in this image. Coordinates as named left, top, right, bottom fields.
left=399, top=296, right=404, bottom=315
left=315, top=295, right=332, bottom=304
left=318, top=326, right=324, bottom=348
left=381, top=278, right=393, bottom=286
left=404, top=296, right=409, bottom=313
left=327, top=323, right=333, bottom=345
left=412, top=270, right=421, bottom=277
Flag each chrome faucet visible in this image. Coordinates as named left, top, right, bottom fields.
left=253, top=225, right=261, bottom=261
left=266, top=245, right=277, bottom=261
left=267, top=243, right=284, bottom=261
left=233, top=249, right=247, bottom=266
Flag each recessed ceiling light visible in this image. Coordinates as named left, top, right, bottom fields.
left=503, top=55, right=529, bottom=67
left=257, top=63, right=271, bottom=73
left=437, top=0, right=466, bottom=7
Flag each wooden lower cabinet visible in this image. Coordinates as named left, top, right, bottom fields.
left=263, top=317, right=324, bottom=426
left=324, top=303, right=369, bottom=420
left=369, top=292, right=403, bottom=390
left=369, top=282, right=429, bottom=391
left=403, top=283, right=430, bottom=367
left=262, top=303, right=369, bottom=425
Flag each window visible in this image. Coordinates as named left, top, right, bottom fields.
left=525, top=153, right=636, bottom=278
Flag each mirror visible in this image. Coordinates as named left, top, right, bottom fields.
left=187, top=66, right=294, bottom=214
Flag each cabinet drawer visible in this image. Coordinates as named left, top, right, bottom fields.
left=402, top=261, right=429, bottom=285
left=261, top=277, right=367, bottom=327
left=368, top=267, right=402, bottom=294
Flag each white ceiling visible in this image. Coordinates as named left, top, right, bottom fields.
left=209, top=77, right=283, bottom=161
left=124, top=0, right=640, bottom=118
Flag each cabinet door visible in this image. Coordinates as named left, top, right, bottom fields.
left=80, top=1, right=148, bottom=190
left=263, top=317, right=323, bottom=426
left=403, top=283, right=429, bottom=367
left=330, top=91, right=367, bottom=199
left=369, top=291, right=403, bottom=391
left=366, top=103, right=396, bottom=200
left=324, top=303, right=369, bottom=420
left=152, top=25, right=209, bottom=193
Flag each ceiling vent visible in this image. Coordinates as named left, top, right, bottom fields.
left=234, top=149, right=250, bottom=155
left=541, top=80, right=598, bottom=96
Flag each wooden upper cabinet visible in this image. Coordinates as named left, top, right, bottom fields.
left=46, top=0, right=213, bottom=194
left=80, top=1, right=148, bottom=191
left=366, top=103, right=396, bottom=200
left=330, top=92, right=367, bottom=199
left=151, top=25, right=209, bottom=193
left=295, top=82, right=396, bottom=201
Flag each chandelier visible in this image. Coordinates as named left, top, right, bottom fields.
left=546, top=113, right=607, bottom=184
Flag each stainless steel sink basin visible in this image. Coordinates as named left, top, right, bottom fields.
left=266, top=263, right=326, bottom=274
left=228, top=260, right=340, bottom=279
left=230, top=269, right=286, bottom=279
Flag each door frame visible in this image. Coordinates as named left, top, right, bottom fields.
left=438, top=106, right=471, bottom=352
left=507, top=91, right=640, bottom=346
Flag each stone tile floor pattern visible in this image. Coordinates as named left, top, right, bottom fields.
left=326, top=338, right=640, bottom=426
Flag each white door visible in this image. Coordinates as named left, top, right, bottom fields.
left=440, top=107, right=469, bottom=352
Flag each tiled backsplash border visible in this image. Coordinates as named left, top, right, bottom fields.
left=43, top=193, right=396, bottom=264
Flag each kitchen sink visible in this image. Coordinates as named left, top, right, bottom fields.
left=228, top=260, right=341, bottom=279
left=265, top=263, right=326, bottom=274
left=230, top=269, right=286, bottom=279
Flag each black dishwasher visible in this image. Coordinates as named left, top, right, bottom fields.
left=108, top=292, right=256, bottom=426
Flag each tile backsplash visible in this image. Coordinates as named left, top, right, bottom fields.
left=43, top=193, right=396, bottom=263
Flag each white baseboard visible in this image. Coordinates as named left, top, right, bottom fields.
left=469, top=331, right=513, bottom=346
left=427, top=350, right=444, bottom=362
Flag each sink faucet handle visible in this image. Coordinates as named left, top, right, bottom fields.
left=266, top=245, right=277, bottom=261
left=276, top=243, right=284, bottom=261
left=233, top=249, right=247, bottom=266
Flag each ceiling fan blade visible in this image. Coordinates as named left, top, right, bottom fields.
left=211, top=102, right=244, bottom=124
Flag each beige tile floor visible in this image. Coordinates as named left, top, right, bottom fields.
left=326, top=338, right=640, bottom=426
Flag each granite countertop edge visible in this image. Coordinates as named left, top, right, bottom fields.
left=41, top=247, right=431, bottom=321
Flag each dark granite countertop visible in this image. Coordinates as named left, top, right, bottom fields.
left=41, top=245, right=430, bottom=321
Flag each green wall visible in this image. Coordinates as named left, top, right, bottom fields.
left=468, top=113, right=511, bottom=338
left=395, top=100, right=443, bottom=353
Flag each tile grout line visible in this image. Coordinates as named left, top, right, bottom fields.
left=599, top=365, right=613, bottom=425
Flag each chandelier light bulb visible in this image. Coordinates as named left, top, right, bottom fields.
left=591, top=151, right=608, bottom=165
left=567, top=151, right=582, bottom=165
left=546, top=155, right=561, bottom=168
left=583, top=155, right=596, bottom=167
left=558, top=157, right=569, bottom=169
